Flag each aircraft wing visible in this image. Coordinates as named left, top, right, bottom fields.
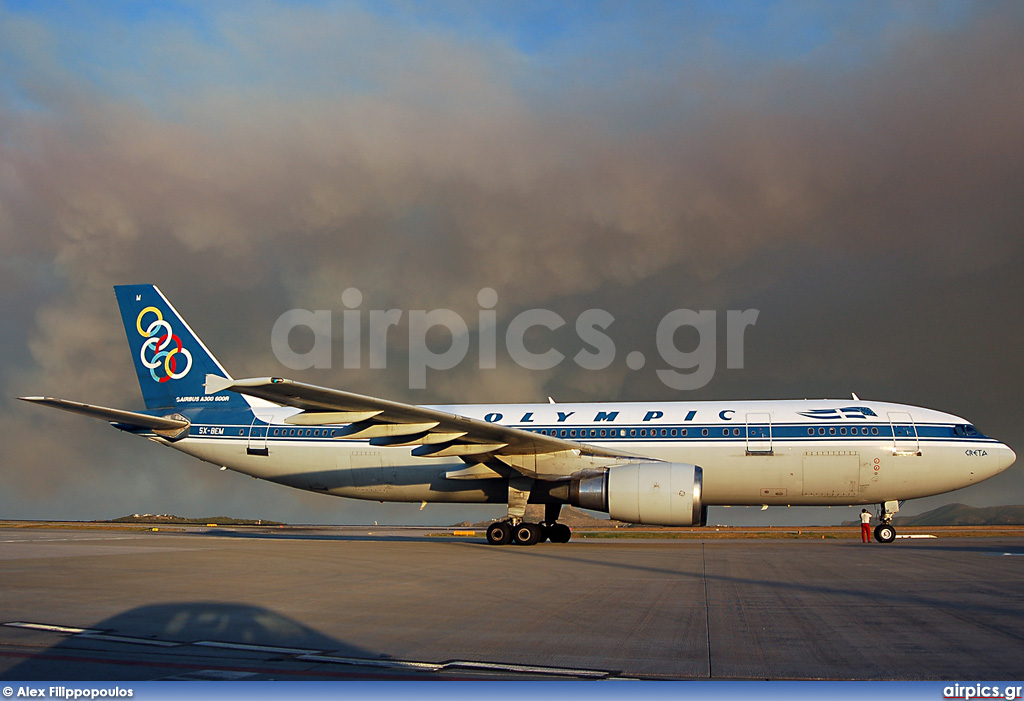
left=206, top=375, right=643, bottom=478
left=18, top=397, right=190, bottom=437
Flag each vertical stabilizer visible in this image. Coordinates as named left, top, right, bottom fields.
left=114, top=284, right=249, bottom=411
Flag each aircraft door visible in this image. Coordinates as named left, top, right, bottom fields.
left=746, top=412, right=773, bottom=454
left=246, top=417, right=269, bottom=456
left=350, top=450, right=387, bottom=494
left=802, top=452, right=859, bottom=497
left=888, top=411, right=919, bottom=455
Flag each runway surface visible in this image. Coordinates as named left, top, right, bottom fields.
left=1, top=526, right=1022, bottom=680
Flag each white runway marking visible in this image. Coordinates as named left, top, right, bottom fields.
left=157, top=670, right=258, bottom=680
left=298, top=653, right=443, bottom=671
left=447, top=660, right=609, bottom=677
left=77, top=632, right=181, bottom=647
left=0, top=536, right=145, bottom=543
left=2, top=620, right=613, bottom=678
left=5, top=622, right=102, bottom=634
left=194, top=640, right=322, bottom=655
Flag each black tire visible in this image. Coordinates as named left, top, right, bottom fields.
left=486, top=521, right=513, bottom=545
left=548, top=523, right=572, bottom=543
left=874, top=524, right=896, bottom=543
left=513, top=522, right=542, bottom=546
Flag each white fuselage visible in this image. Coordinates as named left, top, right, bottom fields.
left=152, top=398, right=1015, bottom=509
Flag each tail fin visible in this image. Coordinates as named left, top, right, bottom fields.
left=114, top=284, right=250, bottom=411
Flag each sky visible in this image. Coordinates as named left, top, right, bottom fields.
left=1, top=1, right=1022, bottom=526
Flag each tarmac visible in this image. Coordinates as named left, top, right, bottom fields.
left=1, top=525, right=1022, bottom=680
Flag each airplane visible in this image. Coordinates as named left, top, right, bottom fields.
left=20, top=284, right=1016, bottom=545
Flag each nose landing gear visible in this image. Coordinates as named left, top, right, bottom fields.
left=874, top=523, right=896, bottom=543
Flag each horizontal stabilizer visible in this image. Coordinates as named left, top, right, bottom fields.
left=204, top=374, right=236, bottom=395
left=19, top=397, right=190, bottom=436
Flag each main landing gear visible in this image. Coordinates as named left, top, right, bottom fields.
left=486, top=519, right=572, bottom=546
left=873, top=500, right=901, bottom=543
left=486, top=502, right=572, bottom=546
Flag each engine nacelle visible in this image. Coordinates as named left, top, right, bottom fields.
left=570, top=462, right=706, bottom=527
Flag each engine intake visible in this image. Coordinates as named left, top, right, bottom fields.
left=570, top=462, right=706, bottom=527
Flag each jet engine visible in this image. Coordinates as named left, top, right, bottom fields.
left=569, top=462, right=706, bottom=527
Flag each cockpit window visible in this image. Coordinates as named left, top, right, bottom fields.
left=954, top=424, right=981, bottom=437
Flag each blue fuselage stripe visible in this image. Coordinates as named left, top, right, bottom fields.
left=145, top=421, right=997, bottom=445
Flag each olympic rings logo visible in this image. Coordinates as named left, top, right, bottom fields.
left=136, top=307, right=193, bottom=383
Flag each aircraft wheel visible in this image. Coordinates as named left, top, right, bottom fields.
left=513, top=522, right=543, bottom=546
left=874, top=524, right=896, bottom=543
left=486, top=521, right=513, bottom=545
left=548, top=523, right=572, bottom=543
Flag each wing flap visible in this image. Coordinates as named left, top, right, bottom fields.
left=412, top=442, right=509, bottom=458
left=284, top=410, right=382, bottom=425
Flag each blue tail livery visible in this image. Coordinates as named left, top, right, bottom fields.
left=113, top=284, right=249, bottom=411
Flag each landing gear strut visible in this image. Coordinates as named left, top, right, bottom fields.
left=874, top=500, right=901, bottom=543
left=542, top=502, right=570, bottom=543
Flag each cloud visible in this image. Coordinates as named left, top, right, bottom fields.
left=1, top=3, right=1021, bottom=522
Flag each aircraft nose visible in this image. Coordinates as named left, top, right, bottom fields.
left=997, top=444, right=1017, bottom=473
